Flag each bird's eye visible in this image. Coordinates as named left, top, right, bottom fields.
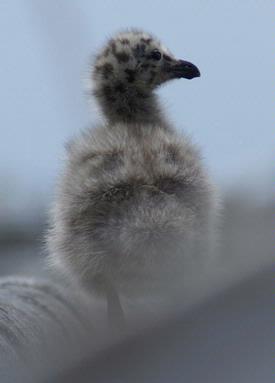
left=150, top=50, right=162, bottom=61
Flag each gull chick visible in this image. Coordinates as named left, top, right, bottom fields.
left=47, top=29, right=217, bottom=326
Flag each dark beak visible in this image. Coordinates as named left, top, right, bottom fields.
left=172, top=60, right=200, bottom=80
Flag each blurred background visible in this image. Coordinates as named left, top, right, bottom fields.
left=0, top=0, right=273, bottom=275
left=0, top=1, right=273, bottom=381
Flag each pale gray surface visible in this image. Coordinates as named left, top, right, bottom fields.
left=49, top=266, right=273, bottom=383
left=0, top=276, right=105, bottom=383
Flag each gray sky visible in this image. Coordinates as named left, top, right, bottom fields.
left=0, top=1, right=273, bottom=217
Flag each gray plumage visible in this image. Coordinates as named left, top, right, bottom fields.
left=47, top=29, right=217, bottom=316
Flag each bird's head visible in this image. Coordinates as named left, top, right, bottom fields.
left=93, top=29, right=200, bottom=92
left=91, top=29, right=200, bottom=122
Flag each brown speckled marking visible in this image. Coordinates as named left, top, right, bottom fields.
left=132, top=44, right=146, bottom=58
left=124, top=69, right=136, bottom=83
left=120, top=38, right=130, bottom=45
left=141, top=37, right=152, bottom=44
left=110, top=40, right=117, bottom=54
left=115, top=51, right=130, bottom=63
left=100, top=62, right=114, bottom=78
left=103, top=47, right=110, bottom=57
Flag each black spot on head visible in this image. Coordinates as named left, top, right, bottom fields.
left=110, top=39, right=117, bottom=54
left=115, top=51, right=130, bottom=63
left=103, top=47, right=110, bottom=57
left=163, top=54, right=172, bottom=62
left=120, top=38, right=130, bottom=45
left=124, top=68, right=136, bottom=83
left=132, top=43, right=146, bottom=58
left=100, top=62, right=114, bottom=78
left=141, top=37, right=152, bottom=44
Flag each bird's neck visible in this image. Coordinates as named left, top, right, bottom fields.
left=94, top=83, right=168, bottom=127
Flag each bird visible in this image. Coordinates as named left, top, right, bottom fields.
left=47, top=29, right=217, bottom=328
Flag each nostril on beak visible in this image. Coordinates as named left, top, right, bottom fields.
left=178, top=60, right=192, bottom=68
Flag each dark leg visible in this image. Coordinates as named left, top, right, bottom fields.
left=106, top=283, right=125, bottom=331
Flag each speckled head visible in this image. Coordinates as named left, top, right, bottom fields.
left=91, top=29, right=200, bottom=123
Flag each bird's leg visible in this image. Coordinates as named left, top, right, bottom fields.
left=105, top=282, right=125, bottom=331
